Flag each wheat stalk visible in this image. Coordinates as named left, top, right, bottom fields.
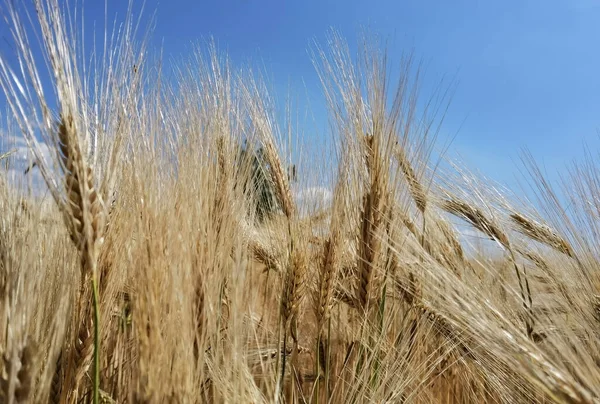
left=55, top=115, right=105, bottom=404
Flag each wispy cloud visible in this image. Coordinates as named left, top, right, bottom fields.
left=0, top=133, right=52, bottom=193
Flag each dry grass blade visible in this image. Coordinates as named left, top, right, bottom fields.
left=0, top=149, right=16, bottom=162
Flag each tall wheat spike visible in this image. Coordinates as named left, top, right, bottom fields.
left=356, top=134, right=385, bottom=312
left=57, top=115, right=105, bottom=272
left=54, top=114, right=106, bottom=404
left=312, top=170, right=347, bottom=399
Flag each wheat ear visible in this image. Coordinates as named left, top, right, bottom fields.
left=395, top=145, right=427, bottom=213
left=57, top=115, right=104, bottom=271
left=280, top=245, right=307, bottom=400
left=510, top=213, right=574, bottom=258
left=57, top=114, right=105, bottom=404
left=262, top=140, right=296, bottom=219
left=440, top=198, right=510, bottom=249
left=313, top=207, right=342, bottom=400
left=396, top=144, right=465, bottom=276
left=0, top=341, right=36, bottom=404
left=441, top=196, right=535, bottom=337
left=314, top=167, right=347, bottom=332
left=315, top=233, right=339, bottom=331
left=355, top=134, right=386, bottom=312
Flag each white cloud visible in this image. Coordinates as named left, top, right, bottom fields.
left=294, top=186, right=333, bottom=216
left=1, top=133, right=53, bottom=193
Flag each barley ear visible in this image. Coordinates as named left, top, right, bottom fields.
left=440, top=197, right=510, bottom=249
left=0, top=341, right=36, bottom=404
left=57, top=114, right=105, bottom=273
left=356, top=134, right=385, bottom=311
left=263, top=141, right=296, bottom=219
left=510, top=213, right=574, bottom=258
left=56, top=114, right=105, bottom=404
left=395, top=145, right=427, bottom=213
left=441, top=196, right=535, bottom=337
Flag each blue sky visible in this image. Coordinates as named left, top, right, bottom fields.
left=2, top=0, right=600, bottom=192
left=151, top=0, right=600, bottom=187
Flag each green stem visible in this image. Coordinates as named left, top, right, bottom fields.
left=314, top=334, right=320, bottom=403
left=325, top=317, right=331, bottom=401
left=92, top=275, right=100, bottom=404
left=280, top=328, right=288, bottom=402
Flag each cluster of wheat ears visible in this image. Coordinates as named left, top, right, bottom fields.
left=1, top=1, right=600, bottom=403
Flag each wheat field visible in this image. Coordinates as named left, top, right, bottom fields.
left=1, top=1, right=600, bottom=403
